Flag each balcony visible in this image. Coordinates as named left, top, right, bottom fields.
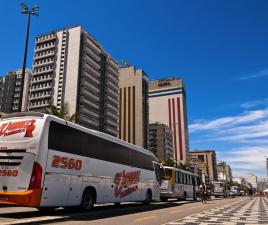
left=83, top=37, right=101, bottom=55
left=36, top=34, right=56, bottom=44
left=34, top=44, right=56, bottom=53
left=29, top=94, right=51, bottom=100
left=83, top=46, right=101, bottom=63
left=29, top=102, right=50, bottom=109
left=31, top=76, right=53, bottom=84
left=33, top=67, right=54, bottom=75
left=33, top=60, right=54, bottom=68
left=34, top=51, right=55, bottom=60
left=30, top=84, right=52, bottom=92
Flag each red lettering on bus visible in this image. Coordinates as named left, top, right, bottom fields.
left=114, top=170, right=141, bottom=198
left=0, top=169, right=18, bottom=177
left=0, top=119, right=36, bottom=137
left=51, top=155, right=82, bottom=171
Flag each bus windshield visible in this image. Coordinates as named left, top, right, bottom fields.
left=162, top=168, right=172, bottom=180
left=0, top=117, right=44, bottom=142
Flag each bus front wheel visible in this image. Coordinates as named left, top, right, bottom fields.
left=80, top=188, right=95, bottom=211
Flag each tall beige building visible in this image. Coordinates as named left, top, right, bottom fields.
left=118, top=65, right=149, bottom=148
left=28, top=25, right=119, bottom=136
left=149, top=78, right=189, bottom=163
left=190, top=150, right=218, bottom=181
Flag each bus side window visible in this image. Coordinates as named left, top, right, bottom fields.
left=179, top=172, right=182, bottom=184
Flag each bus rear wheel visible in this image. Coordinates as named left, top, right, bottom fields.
left=80, top=188, right=95, bottom=211
left=183, top=192, right=187, bottom=200
left=143, top=190, right=152, bottom=204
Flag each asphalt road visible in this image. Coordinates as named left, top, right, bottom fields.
left=0, top=197, right=246, bottom=225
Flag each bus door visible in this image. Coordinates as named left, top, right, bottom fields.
left=41, top=150, right=71, bottom=206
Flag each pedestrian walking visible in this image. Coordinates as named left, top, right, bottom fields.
left=199, top=182, right=207, bottom=203
left=248, top=187, right=253, bottom=200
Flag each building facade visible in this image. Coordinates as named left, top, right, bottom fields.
left=148, top=122, right=173, bottom=161
left=190, top=150, right=217, bottom=181
left=0, top=69, right=31, bottom=113
left=149, top=78, right=189, bottom=163
left=118, top=65, right=149, bottom=148
left=248, top=173, right=258, bottom=189
left=28, top=26, right=119, bottom=136
left=217, top=161, right=232, bottom=182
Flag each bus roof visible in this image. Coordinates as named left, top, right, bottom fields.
left=1, top=112, right=158, bottom=161
left=163, top=166, right=198, bottom=176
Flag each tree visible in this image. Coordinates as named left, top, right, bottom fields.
left=43, top=102, right=78, bottom=122
left=161, top=158, right=176, bottom=167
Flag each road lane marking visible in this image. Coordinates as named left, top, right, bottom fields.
left=169, top=210, right=180, bottom=214
left=135, top=215, right=156, bottom=221
left=1, top=215, right=70, bottom=225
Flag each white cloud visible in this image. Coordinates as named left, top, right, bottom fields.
left=217, top=146, right=268, bottom=180
left=189, top=108, right=268, bottom=133
left=190, top=107, right=268, bottom=179
left=237, top=68, right=268, bottom=81
left=241, top=98, right=268, bottom=109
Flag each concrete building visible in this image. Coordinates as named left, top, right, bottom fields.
left=190, top=150, right=217, bottom=181
left=0, top=69, right=31, bottom=113
left=217, top=161, right=232, bottom=182
left=233, top=177, right=244, bottom=185
left=118, top=65, right=149, bottom=148
left=149, top=78, right=189, bottom=163
left=148, top=122, right=173, bottom=161
left=28, top=25, right=119, bottom=136
left=248, top=173, right=258, bottom=189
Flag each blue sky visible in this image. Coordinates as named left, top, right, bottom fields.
left=1, top=0, right=268, bottom=180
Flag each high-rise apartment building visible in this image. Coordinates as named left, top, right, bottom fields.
left=149, top=78, right=189, bottom=163
left=118, top=65, right=149, bottom=148
left=190, top=150, right=218, bottom=181
left=28, top=25, right=119, bottom=136
left=148, top=122, right=173, bottom=161
left=248, top=173, right=258, bottom=189
left=0, top=69, right=31, bottom=113
left=217, top=161, right=232, bottom=182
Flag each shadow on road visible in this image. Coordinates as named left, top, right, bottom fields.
left=0, top=200, right=197, bottom=224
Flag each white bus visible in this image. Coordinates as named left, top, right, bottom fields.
left=211, top=181, right=229, bottom=197
left=0, top=112, right=161, bottom=210
left=160, top=166, right=200, bottom=201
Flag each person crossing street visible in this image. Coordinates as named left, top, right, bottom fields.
left=199, top=182, right=207, bottom=203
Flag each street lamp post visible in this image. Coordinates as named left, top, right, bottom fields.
left=18, top=3, right=39, bottom=112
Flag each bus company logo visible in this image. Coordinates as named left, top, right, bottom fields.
left=0, top=119, right=36, bottom=137
left=114, top=170, right=141, bottom=198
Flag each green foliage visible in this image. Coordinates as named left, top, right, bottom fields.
left=161, top=158, right=176, bottom=167
left=43, top=102, right=78, bottom=122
